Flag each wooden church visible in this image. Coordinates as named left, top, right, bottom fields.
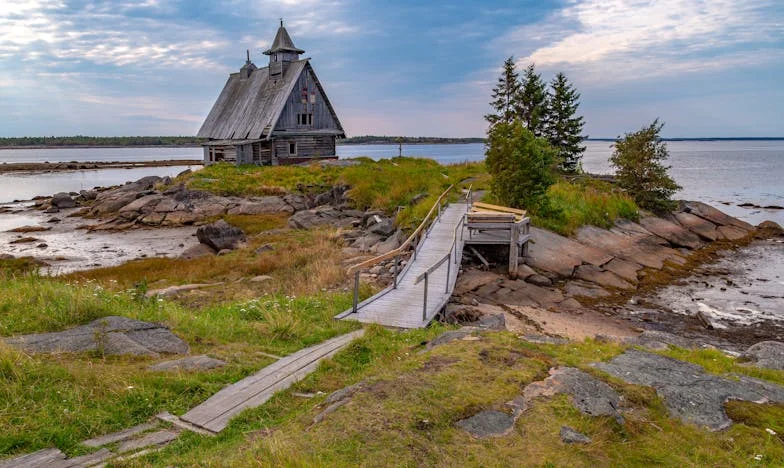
left=197, top=22, right=345, bottom=165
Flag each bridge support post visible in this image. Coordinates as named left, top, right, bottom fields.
left=393, top=255, right=399, bottom=289
left=352, top=270, right=360, bottom=313
left=422, top=272, right=428, bottom=322
left=445, top=251, right=451, bottom=293
left=509, top=223, right=519, bottom=279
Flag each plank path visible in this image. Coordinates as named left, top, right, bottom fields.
left=181, top=329, right=365, bottom=433
left=337, top=203, right=468, bottom=329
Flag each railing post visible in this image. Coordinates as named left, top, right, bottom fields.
left=422, top=272, right=428, bottom=322
left=393, top=255, right=399, bottom=289
left=445, top=251, right=451, bottom=293
left=437, top=202, right=441, bottom=221
left=413, top=235, right=418, bottom=261
left=352, top=270, right=360, bottom=314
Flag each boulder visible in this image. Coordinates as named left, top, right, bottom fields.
left=573, top=265, right=634, bottom=290
left=672, top=212, right=719, bottom=241
left=560, top=426, right=591, bottom=444
left=516, top=263, right=536, bottom=279
left=370, top=219, right=396, bottom=237
left=527, top=227, right=613, bottom=278
left=118, top=194, right=163, bottom=214
left=372, top=229, right=404, bottom=254
left=456, top=410, right=516, bottom=438
left=227, top=197, right=294, bottom=215
left=639, top=216, right=703, bottom=249
left=196, top=220, right=246, bottom=251
left=741, top=341, right=784, bottom=370
left=680, top=201, right=754, bottom=231
left=148, top=355, right=226, bottom=372
left=526, top=274, right=553, bottom=287
left=717, top=224, right=748, bottom=241
left=79, top=190, right=98, bottom=200
left=51, top=192, right=77, bottom=209
left=3, top=316, right=189, bottom=357
left=453, top=269, right=500, bottom=295
left=624, top=330, right=696, bottom=351
left=179, top=243, right=217, bottom=260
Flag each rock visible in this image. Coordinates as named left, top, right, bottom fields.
left=352, top=233, right=384, bottom=251
left=457, top=410, right=517, bottom=438
left=255, top=244, right=275, bottom=254
left=673, top=212, right=719, bottom=241
left=523, top=367, right=623, bottom=423
left=44, top=207, right=60, bottom=214
left=145, top=283, right=222, bottom=298
left=196, top=220, right=246, bottom=251
left=595, top=349, right=784, bottom=430
left=288, top=207, right=341, bottom=229
left=250, top=275, right=273, bottom=283
left=560, top=426, right=591, bottom=444
left=217, top=249, right=232, bottom=256
left=148, top=355, right=226, bottom=372
left=516, top=263, right=536, bottom=279
left=372, top=229, right=404, bottom=254
left=527, top=227, right=613, bottom=278
left=757, top=220, right=783, bottom=234
left=575, top=223, right=684, bottom=270
left=639, top=216, right=703, bottom=249
left=177, top=168, right=192, bottom=178
left=717, top=224, right=748, bottom=241
left=526, top=274, right=552, bottom=287
left=118, top=194, right=163, bottom=214
left=495, top=280, right=565, bottom=308
left=179, top=243, right=216, bottom=260
left=477, top=314, right=506, bottom=330
left=0, top=253, right=14, bottom=260
left=139, top=212, right=166, bottom=226
left=370, top=219, right=396, bottom=237
left=565, top=280, right=611, bottom=299
left=36, top=243, right=48, bottom=249
left=741, top=341, right=784, bottom=370
left=602, top=258, right=642, bottom=283
left=227, top=197, right=294, bottom=215
left=51, top=192, right=77, bottom=208
left=680, top=201, right=754, bottom=231
left=164, top=210, right=199, bottom=225
left=454, top=269, right=499, bottom=295
left=3, top=316, right=189, bottom=357
left=624, top=330, right=696, bottom=351
left=425, top=329, right=477, bottom=350
left=443, top=304, right=484, bottom=324
left=522, top=334, right=569, bottom=345
left=574, top=265, right=634, bottom=290
left=282, top=194, right=309, bottom=211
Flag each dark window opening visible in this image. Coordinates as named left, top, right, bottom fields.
left=289, top=142, right=296, bottom=155
left=297, top=113, right=314, bottom=126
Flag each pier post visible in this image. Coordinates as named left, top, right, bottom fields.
left=508, top=223, right=519, bottom=279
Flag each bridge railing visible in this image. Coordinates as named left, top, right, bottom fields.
left=346, top=184, right=457, bottom=315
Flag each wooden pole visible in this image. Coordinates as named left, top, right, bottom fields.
left=509, top=223, right=519, bottom=279
left=393, top=255, right=399, bottom=289
left=422, top=272, right=428, bottom=321
left=352, top=270, right=360, bottom=313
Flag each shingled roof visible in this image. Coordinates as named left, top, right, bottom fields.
left=263, top=25, right=305, bottom=55
left=197, top=59, right=344, bottom=140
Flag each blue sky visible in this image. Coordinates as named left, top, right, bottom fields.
left=0, top=0, right=782, bottom=138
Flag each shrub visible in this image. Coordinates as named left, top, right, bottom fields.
left=609, top=119, right=681, bottom=213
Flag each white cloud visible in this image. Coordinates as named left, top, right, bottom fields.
left=502, top=0, right=782, bottom=83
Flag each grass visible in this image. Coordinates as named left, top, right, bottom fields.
left=530, top=179, right=639, bottom=236
left=182, top=158, right=488, bottom=230
left=124, top=332, right=784, bottom=467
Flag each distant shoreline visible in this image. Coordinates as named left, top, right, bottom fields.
left=0, top=137, right=782, bottom=150
left=0, top=160, right=202, bottom=173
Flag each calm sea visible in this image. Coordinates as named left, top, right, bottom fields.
left=0, top=141, right=782, bottom=225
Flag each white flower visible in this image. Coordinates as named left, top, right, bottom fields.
left=766, top=428, right=777, bottom=436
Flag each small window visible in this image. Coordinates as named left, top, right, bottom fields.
left=310, top=92, right=316, bottom=104
left=288, top=142, right=296, bottom=155
left=308, top=113, right=313, bottom=125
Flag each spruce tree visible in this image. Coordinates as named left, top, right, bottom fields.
left=485, top=57, right=521, bottom=127
left=545, top=72, right=586, bottom=172
left=610, top=119, right=681, bottom=213
left=518, top=64, right=548, bottom=137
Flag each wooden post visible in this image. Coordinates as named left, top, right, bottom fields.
left=393, top=255, right=399, bottom=289
left=508, top=223, right=519, bottom=279
left=422, top=272, right=428, bottom=321
left=445, top=251, right=451, bottom=293
left=352, top=270, right=360, bottom=313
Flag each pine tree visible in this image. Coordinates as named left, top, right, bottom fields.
left=545, top=72, right=586, bottom=172
left=518, top=63, right=548, bottom=137
left=610, top=119, right=681, bottom=213
left=484, top=57, right=521, bottom=127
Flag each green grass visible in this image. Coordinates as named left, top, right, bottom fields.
left=530, top=179, right=639, bottom=236
left=126, top=332, right=784, bottom=467
left=0, top=274, right=360, bottom=458
left=183, top=158, right=487, bottom=230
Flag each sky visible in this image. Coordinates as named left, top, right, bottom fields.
left=0, top=0, right=782, bottom=138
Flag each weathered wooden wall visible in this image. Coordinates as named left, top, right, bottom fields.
left=274, top=136, right=335, bottom=161
left=275, top=69, right=339, bottom=132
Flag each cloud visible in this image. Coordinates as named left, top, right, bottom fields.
left=501, top=0, right=782, bottom=83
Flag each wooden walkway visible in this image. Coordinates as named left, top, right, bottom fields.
left=337, top=203, right=468, bottom=329
left=180, top=329, right=365, bottom=433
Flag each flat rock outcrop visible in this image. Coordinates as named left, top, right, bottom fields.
left=595, top=349, right=784, bottom=430
left=148, top=355, right=226, bottom=372
left=523, top=367, right=624, bottom=423
left=741, top=341, right=784, bottom=370
left=3, top=316, right=189, bottom=357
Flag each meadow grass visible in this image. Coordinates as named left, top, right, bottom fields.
left=129, top=332, right=784, bottom=467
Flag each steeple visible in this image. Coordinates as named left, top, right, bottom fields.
left=264, top=20, right=304, bottom=77
left=239, top=48, right=257, bottom=79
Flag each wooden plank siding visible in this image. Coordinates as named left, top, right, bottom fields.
left=274, top=135, right=336, bottom=161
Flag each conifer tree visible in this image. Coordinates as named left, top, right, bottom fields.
left=545, top=72, right=586, bottom=172
left=485, top=57, right=521, bottom=127
left=518, top=64, right=548, bottom=136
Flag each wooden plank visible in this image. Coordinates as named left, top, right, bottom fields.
left=117, top=430, right=180, bottom=455
left=182, top=330, right=364, bottom=432
left=0, top=449, right=66, bottom=468
left=81, top=421, right=159, bottom=448
left=472, top=202, right=527, bottom=215
left=50, top=448, right=114, bottom=468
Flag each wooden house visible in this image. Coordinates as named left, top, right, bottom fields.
left=197, top=22, right=345, bottom=165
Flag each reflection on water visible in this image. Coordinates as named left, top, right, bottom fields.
left=0, top=165, right=200, bottom=203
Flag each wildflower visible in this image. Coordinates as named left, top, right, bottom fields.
left=766, top=428, right=777, bottom=436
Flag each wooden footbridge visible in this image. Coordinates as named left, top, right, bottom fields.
left=336, top=186, right=530, bottom=329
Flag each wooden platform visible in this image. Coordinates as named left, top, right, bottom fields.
left=180, top=329, right=365, bottom=433
left=337, top=203, right=467, bottom=329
